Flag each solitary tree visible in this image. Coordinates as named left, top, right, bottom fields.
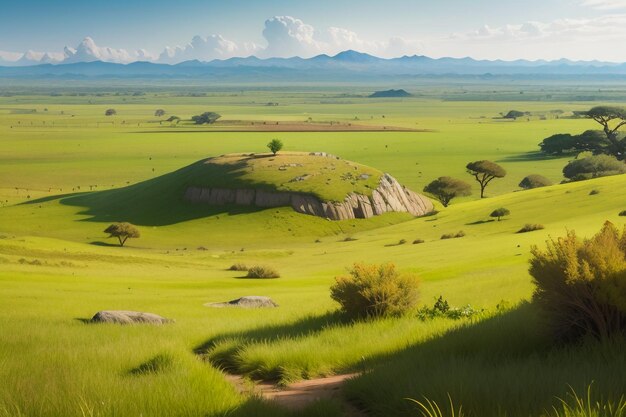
left=267, top=138, right=283, bottom=155
left=490, top=207, right=510, bottom=221
left=423, top=177, right=472, bottom=207
left=154, top=109, right=166, bottom=117
left=519, top=174, right=552, bottom=190
left=104, top=222, right=140, bottom=247
left=466, top=160, right=506, bottom=198
left=584, top=106, right=626, bottom=159
left=191, top=112, right=221, bottom=125
left=105, top=108, right=117, bottom=116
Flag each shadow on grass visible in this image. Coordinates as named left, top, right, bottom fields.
left=496, top=151, right=569, bottom=163
left=89, top=241, right=120, bottom=247
left=465, top=219, right=495, bottom=225
left=53, top=158, right=273, bottom=226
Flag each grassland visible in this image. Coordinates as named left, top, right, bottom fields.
left=0, top=86, right=625, bottom=417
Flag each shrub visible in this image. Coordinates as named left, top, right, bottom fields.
left=228, top=263, right=248, bottom=271
left=417, top=296, right=482, bottom=321
left=191, top=112, right=221, bottom=125
left=589, top=189, right=600, bottom=195
left=620, top=210, right=626, bottom=216
left=104, top=108, right=116, bottom=116
left=413, top=239, right=425, bottom=245
left=529, top=221, right=626, bottom=342
left=563, top=154, right=626, bottom=181
left=519, top=174, right=552, bottom=189
left=517, top=224, right=545, bottom=233
left=246, top=265, right=280, bottom=278
left=154, top=109, right=166, bottom=117
left=399, top=239, right=407, bottom=245
left=490, top=207, right=510, bottom=221
left=441, top=231, right=465, bottom=239
left=330, top=263, right=420, bottom=318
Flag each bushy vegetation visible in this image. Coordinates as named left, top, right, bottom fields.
left=191, top=112, right=221, bottom=124
left=519, top=174, right=552, bottom=189
left=228, top=263, right=248, bottom=271
left=530, top=221, right=626, bottom=342
left=563, top=154, right=626, bottom=181
left=518, top=224, right=545, bottom=233
left=417, top=296, right=482, bottom=321
left=154, top=109, right=166, bottom=117
left=245, top=265, right=280, bottom=278
left=423, top=176, right=472, bottom=207
left=105, top=108, right=116, bottom=116
left=441, top=231, right=465, bottom=239
left=539, top=131, right=609, bottom=155
left=330, top=263, right=420, bottom=318
left=620, top=210, right=626, bottom=216
left=504, top=110, right=527, bottom=119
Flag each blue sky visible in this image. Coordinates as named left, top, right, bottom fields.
left=1, top=0, right=625, bottom=62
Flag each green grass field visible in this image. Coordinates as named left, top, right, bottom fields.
left=1, top=87, right=625, bottom=417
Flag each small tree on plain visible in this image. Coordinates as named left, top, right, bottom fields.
left=154, top=109, right=166, bottom=117
left=267, top=139, right=283, bottom=155
left=105, top=109, right=117, bottom=116
left=423, top=176, right=472, bottom=207
left=466, top=160, right=507, bottom=198
left=584, top=106, right=626, bottom=159
left=104, top=222, right=140, bottom=247
left=490, top=207, right=510, bottom=221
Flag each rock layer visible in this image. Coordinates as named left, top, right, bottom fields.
left=184, top=173, right=433, bottom=221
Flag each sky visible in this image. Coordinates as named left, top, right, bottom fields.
left=1, top=0, right=625, bottom=63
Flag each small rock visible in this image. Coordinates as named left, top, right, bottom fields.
left=90, top=310, right=172, bottom=325
left=207, top=296, right=278, bottom=308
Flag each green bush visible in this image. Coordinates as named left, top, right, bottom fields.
left=620, top=210, right=626, bottom=216
left=413, top=239, right=425, bottom=245
left=228, top=263, right=248, bottom=271
left=589, top=189, right=600, bottom=195
left=519, top=174, right=553, bottom=189
left=530, top=221, right=626, bottom=342
left=518, top=224, right=545, bottom=233
left=330, top=263, right=420, bottom=318
left=490, top=207, right=510, bottom=221
left=417, top=296, right=482, bottom=321
left=246, top=265, right=280, bottom=278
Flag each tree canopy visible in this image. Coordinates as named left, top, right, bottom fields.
left=490, top=207, right=510, bottom=221
left=423, top=176, right=472, bottom=207
left=584, top=106, right=626, bottom=159
left=104, top=108, right=116, bottom=116
left=562, top=154, right=626, bottom=181
left=539, top=130, right=609, bottom=155
left=466, top=160, right=506, bottom=198
left=191, top=112, right=221, bottom=125
left=104, top=222, right=140, bottom=247
left=154, top=109, right=166, bottom=117
left=267, top=138, right=283, bottom=155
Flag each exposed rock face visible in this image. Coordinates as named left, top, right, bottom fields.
left=90, top=310, right=172, bottom=325
left=184, top=173, right=433, bottom=221
left=207, top=296, right=279, bottom=308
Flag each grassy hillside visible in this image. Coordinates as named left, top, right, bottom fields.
left=1, top=89, right=625, bottom=417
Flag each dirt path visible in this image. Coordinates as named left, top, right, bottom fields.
left=226, top=373, right=366, bottom=416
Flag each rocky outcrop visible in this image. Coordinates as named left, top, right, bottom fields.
left=184, top=173, right=433, bottom=221
left=207, top=296, right=278, bottom=308
left=90, top=310, right=172, bottom=325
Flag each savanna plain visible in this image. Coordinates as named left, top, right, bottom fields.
left=1, top=82, right=625, bottom=417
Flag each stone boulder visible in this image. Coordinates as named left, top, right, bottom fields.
left=207, top=296, right=278, bottom=308
left=90, top=310, right=172, bottom=325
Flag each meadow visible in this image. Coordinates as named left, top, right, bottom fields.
left=0, top=84, right=625, bottom=417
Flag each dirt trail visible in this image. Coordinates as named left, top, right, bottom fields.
left=226, top=373, right=366, bottom=416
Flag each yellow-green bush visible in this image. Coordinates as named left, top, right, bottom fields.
left=529, top=221, right=626, bottom=342
left=330, top=263, right=420, bottom=318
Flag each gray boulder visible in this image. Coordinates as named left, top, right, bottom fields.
left=90, top=310, right=172, bottom=325
left=207, top=296, right=278, bottom=308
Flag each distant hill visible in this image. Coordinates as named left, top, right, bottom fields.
left=2, top=49, right=626, bottom=81
left=369, top=89, right=412, bottom=98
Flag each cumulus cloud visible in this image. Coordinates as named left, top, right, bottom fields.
left=157, top=34, right=257, bottom=63
left=63, top=37, right=155, bottom=64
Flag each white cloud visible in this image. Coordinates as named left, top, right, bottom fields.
left=157, top=34, right=257, bottom=63
left=581, top=0, right=626, bottom=10
left=260, top=16, right=320, bottom=57
left=63, top=37, right=147, bottom=64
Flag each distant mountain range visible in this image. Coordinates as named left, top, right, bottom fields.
left=2, top=50, right=626, bottom=81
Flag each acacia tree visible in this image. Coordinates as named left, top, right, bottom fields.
left=191, top=112, right=221, bottom=125
left=104, top=222, right=140, bottom=247
left=490, top=207, right=510, bottom=221
left=267, top=138, right=283, bottom=155
left=423, top=177, right=472, bottom=207
left=466, top=160, right=506, bottom=198
left=585, top=106, right=626, bottom=159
